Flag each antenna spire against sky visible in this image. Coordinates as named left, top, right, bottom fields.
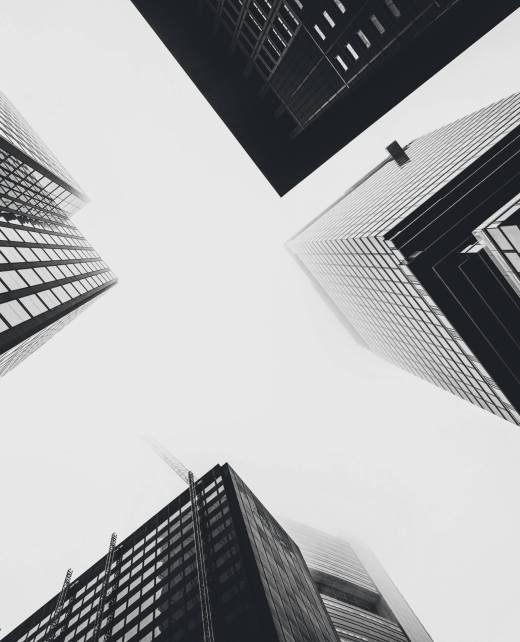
left=142, top=436, right=192, bottom=485
left=141, top=435, right=215, bottom=642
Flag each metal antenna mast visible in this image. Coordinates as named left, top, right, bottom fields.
left=144, top=437, right=215, bottom=642
left=45, top=568, right=72, bottom=641
left=92, top=533, right=118, bottom=640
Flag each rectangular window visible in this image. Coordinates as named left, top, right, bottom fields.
left=1, top=246, right=23, bottom=262
left=1, top=270, right=27, bottom=290
left=20, top=294, right=47, bottom=316
left=506, top=252, right=520, bottom=271
left=488, top=228, right=513, bottom=251
left=370, top=14, right=385, bottom=34
left=0, top=301, right=30, bottom=326
left=333, top=0, right=346, bottom=13
left=314, top=24, right=326, bottom=40
left=336, top=54, right=348, bottom=71
left=323, top=11, right=335, bottom=27
left=503, top=226, right=520, bottom=252
left=357, top=29, right=370, bottom=47
left=346, top=43, right=359, bottom=60
left=385, top=0, right=401, bottom=17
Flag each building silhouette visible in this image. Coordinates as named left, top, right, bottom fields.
left=0, top=92, right=116, bottom=376
left=129, top=0, right=518, bottom=193
left=1, top=463, right=433, bottom=642
left=288, top=92, right=520, bottom=425
left=285, top=521, right=433, bottom=642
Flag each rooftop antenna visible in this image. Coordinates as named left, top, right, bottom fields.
left=143, top=437, right=215, bottom=642
left=44, top=568, right=72, bottom=641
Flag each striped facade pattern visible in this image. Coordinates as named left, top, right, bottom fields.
left=289, top=93, right=520, bottom=424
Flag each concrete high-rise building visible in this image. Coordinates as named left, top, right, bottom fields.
left=0, top=92, right=116, bottom=375
left=129, top=0, right=518, bottom=193
left=1, top=464, right=432, bottom=642
left=285, top=521, right=433, bottom=642
left=288, top=92, right=520, bottom=425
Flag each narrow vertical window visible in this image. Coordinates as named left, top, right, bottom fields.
left=357, top=29, right=370, bottom=48
left=336, top=54, right=348, bottom=71
left=323, top=11, right=335, bottom=27
left=314, top=24, right=326, bottom=40
left=385, top=0, right=401, bottom=18
left=346, top=43, right=359, bottom=60
left=333, top=0, right=346, bottom=13
left=370, top=14, right=385, bottom=34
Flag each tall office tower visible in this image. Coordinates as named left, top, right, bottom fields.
left=0, top=92, right=116, bottom=376
left=285, top=521, right=433, bottom=642
left=130, top=0, right=517, bottom=193
left=1, top=463, right=434, bottom=642
left=1, top=464, right=337, bottom=642
left=288, top=92, right=520, bottom=425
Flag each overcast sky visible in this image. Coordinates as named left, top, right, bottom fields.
left=0, top=2, right=519, bottom=641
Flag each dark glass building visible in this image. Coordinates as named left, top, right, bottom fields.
left=200, top=0, right=461, bottom=135
left=285, top=520, right=433, bottom=642
left=288, top=92, right=520, bottom=425
left=1, top=464, right=433, bottom=642
left=0, top=92, right=116, bottom=376
left=129, top=0, right=518, bottom=193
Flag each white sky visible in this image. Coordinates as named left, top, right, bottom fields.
left=0, top=2, right=519, bottom=640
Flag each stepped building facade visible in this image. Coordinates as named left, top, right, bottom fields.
left=289, top=93, right=520, bottom=425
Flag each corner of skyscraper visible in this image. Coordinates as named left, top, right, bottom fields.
left=289, top=92, right=520, bottom=425
left=0, top=91, right=117, bottom=376
left=0, top=461, right=433, bottom=642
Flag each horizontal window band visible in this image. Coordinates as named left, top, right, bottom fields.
left=0, top=258, right=101, bottom=272
left=0, top=269, right=113, bottom=304
left=0, top=280, right=115, bottom=358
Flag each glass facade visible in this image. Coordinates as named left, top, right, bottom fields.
left=0, top=92, right=116, bottom=375
left=2, top=465, right=338, bottom=642
left=285, top=521, right=433, bottom=642
left=474, top=195, right=520, bottom=299
left=202, top=0, right=460, bottom=133
left=229, top=470, right=338, bottom=641
left=288, top=92, right=520, bottom=425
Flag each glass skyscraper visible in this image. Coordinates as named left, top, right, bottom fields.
left=0, top=92, right=116, bottom=375
left=285, top=521, right=433, bottom=642
left=1, top=463, right=432, bottom=642
left=288, top=92, right=520, bottom=425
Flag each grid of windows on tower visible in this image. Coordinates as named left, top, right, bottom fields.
left=289, top=93, right=520, bottom=424
left=0, top=92, right=116, bottom=374
left=0, top=93, right=81, bottom=190
left=231, top=472, right=338, bottom=641
left=203, top=0, right=301, bottom=77
left=6, top=472, right=231, bottom=642
left=202, top=0, right=460, bottom=131
left=0, top=207, right=114, bottom=336
left=4, top=465, right=344, bottom=642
